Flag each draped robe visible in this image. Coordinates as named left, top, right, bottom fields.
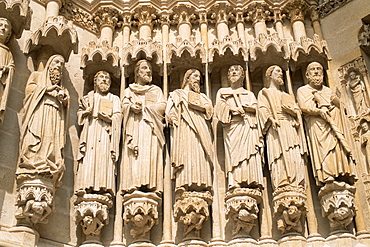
left=76, top=91, right=122, bottom=195
left=0, top=43, right=15, bottom=125
left=257, top=88, right=306, bottom=189
left=166, top=89, right=213, bottom=191
left=215, top=87, right=264, bottom=189
left=297, top=84, right=356, bottom=186
left=121, top=84, right=166, bottom=193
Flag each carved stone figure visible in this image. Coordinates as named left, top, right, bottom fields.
left=360, top=118, right=370, bottom=172
left=121, top=59, right=166, bottom=193
left=75, top=71, right=122, bottom=195
left=166, top=69, right=213, bottom=192
left=347, top=70, right=369, bottom=117
left=215, top=65, right=264, bottom=190
left=297, top=62, right=356, bottom=186
left=16, top=54, right=69, bottom=187
left=257, top=65, right=306, bottom=189
left=0, top=17, right=14, bottom=125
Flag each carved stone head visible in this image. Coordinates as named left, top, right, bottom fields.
left=228, top=65, right=245, bottom=88
left=265, top=65, right=284, bottom=88
left=306, top=62, right=324, bottom=89
left=94, top=71, right=111, bottom=94
left=182, top=69, right=201, bottom=93
left=135, top=59, right=152, bottom=85
left=0, top=18, right=12, bottom=44
left=48, top=55, right=65, bottom=85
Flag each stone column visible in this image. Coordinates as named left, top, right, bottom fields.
left=235, top=9, right=246, bottom=44
left=122, top=13, right=131, bottom=46
left=134, top=6, right=156, bottom=40
left=310, top=8, right=323, bottom=39
left=287, top=0, right=308, bottom=42
left=211, top=3, right=231, bottom=40
left=161, top=12, right=170, bottom=98
left=94, top=7, right=119, bottom=47
left=45, top=0, right=62, bottom=20
left=173, top=4, right=195, bottom=41
left=274, top=9, right=285, bottom=39
left=247, top=3, right=271, bottom=39
left=199, top=10, right=208, bottom=49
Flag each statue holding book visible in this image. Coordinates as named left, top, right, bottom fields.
left=76, top=70, right=122, bottom=195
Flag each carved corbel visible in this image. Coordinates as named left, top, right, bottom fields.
left=75, top=194, right=113, bottom=245
left=174, top=191, right=213, bottom=240
left=273, top=185, right=307, bottom=235
left=226, top=188, right=262, bottom=238
left=318, top=181, right=356, bottom=233
left=123, top=191, right=161, bottom=243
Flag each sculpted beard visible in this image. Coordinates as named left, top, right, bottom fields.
left=191, top=81, right=200, bottom=93
left=308, top=74, right=323, bottom=87
left=49, top=67, right=62, bottom=85
left=98, top=82, right=110, bottom=93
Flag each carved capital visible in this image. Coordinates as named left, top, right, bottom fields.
left=75, top=194, right=113, bottom=244
left=273, top=8, right=286, bottom=23
left=197, top=10, right=208, bottom=25
left=123, top=191, right=161, bottom=242
left=60, top=2, right=99, bottom=34
left=318, top=181, right=356, bottom=233
left=310, top=7, right=320, bottom=22
left=132, top=5, right=157, bottom=27
left=210, top=2, right=233, bottom=25
left=225, top=188, right=262, bottom=237
left=172, top=4, right=196, bottom=26
left=15, top=177, right=55, bottom=228
left=93, top=7, right=120, bottom=30
left=174, top=191, right=212, bottom=239
left=286, top=0, right=308, bottom=23
left=246, top=2, right=272, bottom=24
left=159, top=11, right=170, bottom=26
left=234, top=9, right=245, bottom=24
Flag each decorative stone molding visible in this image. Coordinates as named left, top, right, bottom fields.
left=167, top=37, right=206, bottom=64
left=15, top=176, right=54, bottom=228
left=209, top=2, right=233, bottom=25
left=209, top=36, right=248, bottom=63
left=80, top=40, right=120, bottom=77
left=93, top=7, right=120, bottom=30
left=246, top=2, right=272, bottom=24
left=249, top=33, right=289, bottom=61
left=285, top=0, right=308, bottom=23
left=174, top=191, right=212, bottom=240
left=75, top=193, right=113, bottom=245
left=289, top=34, right=331, bottom=61
left=359, top=23, right=370, bottom=56
left=317, top=0, right=353, bottom=18
left=272, top=185, right=307, bottom=235
left=24, top=16, right=78, bottom=61
left=318, top=181, right=356, bottom=233
left=60, top=2, right=99, bottom=34
left=0, top=0, right=31, bottom=37
left=121, top=38, right=163, bottom=66
left=225, top=188, right=262, bottom=238
left=123, top=191, right=161, bottom=242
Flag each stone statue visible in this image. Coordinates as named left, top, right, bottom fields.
left=297, top=62, right=356, bottom=186
left=215, top=65, right=263, bottom=190
left=348, top=70, right=369, bottom=117
left=0, top=17, right=15, bottom=125
left=257, top=65, right=306, bottom=189
left=17, top=54, right=69, bottom=186
left=360, top=118, right=370, bottom=172
left=121, top=59, right=166, bottom=193
left=76, top=71, right=122, bottom=195
left=166, top=68, right=213, bottom=192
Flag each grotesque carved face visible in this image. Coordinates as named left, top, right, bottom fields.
left=189, top=70, right=201, bottom=93
left=287, top=205, right=299, bottom=217
left=228, top=65, right=243, bottom=86
left=49, top=56, right=65, bottom=85
left=361, top=121, right=369, bottom=132
left=271, top=66, right=284, bottom=86
left=307, top=62, right=324, bottom=89
left=136, top=61, right=152, bottom=85
left=0, top=18, right=12, bottom=44
left=95, top=71, right=111, bottom=93
left=32, top=202, right=45, bottom=215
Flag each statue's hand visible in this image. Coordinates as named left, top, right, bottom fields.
left=270, top=118, right=280, bottom=130
left=231, top=106, right=245, bottom=116
left=98, top=112, right=112, bottom=123
left=131, top=102, right=142, bottom=114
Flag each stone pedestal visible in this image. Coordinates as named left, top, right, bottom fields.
left=225, top=188, right=262, bottom=239
left=174, top=191, right=213, bottom=241
left=318, top=181, right=356, bottom=234
left=123, top=191, right=162, bottom=243
left=272, top=185, right=307, bottom=236
left=75, top=193, right=113, bottom=245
